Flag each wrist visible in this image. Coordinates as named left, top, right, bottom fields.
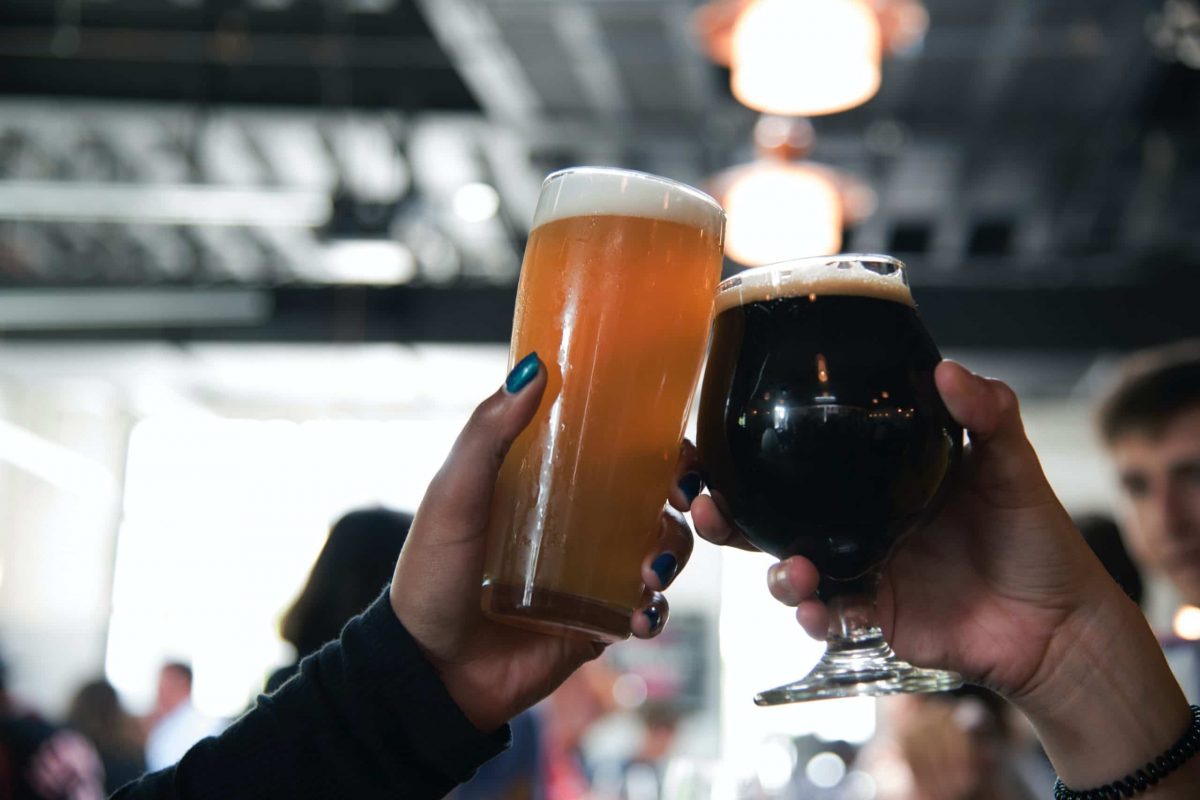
left=430, top=662, right=512, bottom=734
left=388, top=585, right=507, bottom=734
left=1012, top=577, right=1191, bottom=787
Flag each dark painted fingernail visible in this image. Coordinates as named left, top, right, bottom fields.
left=505, top=352, right=539, bottom=394
left=651, top=553, right=678, bottom=588
left=678, top=472, right=702, bottom=504
left=643, top=607, right=662, bottom=633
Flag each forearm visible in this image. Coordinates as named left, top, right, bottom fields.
left=114, top=594, right=510, bottom=800
left=1015, top=583, right=1198, bottom=795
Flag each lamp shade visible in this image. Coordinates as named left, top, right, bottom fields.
left=720, top=161, right=844, bottom=266
left=731, top=0, right=882, bottom=116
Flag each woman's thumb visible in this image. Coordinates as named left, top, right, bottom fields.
left=410, top=352, right=547, bottom=543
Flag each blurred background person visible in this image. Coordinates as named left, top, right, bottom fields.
left=269, top=507, right=413, bottom=692
left=142, top=663, right=221, bottom=774
left=1097, top=341, right=1200, bottom=611
left=540, top=662, right=619, bottom=800
left=138, top=505, right=413, bottom=772
left=613, top=704, right=683, bottom=800
left=860, top=688, right=1036, bottom=800
left=63, top=679, right=146, bottom=794
left=453, top=659, right=618, bottom=800
left=1, top=654, right=105, bottom=800
left=450, top=709, right=542, bottom=800
left=1096, top=342, right=1200, bottom=701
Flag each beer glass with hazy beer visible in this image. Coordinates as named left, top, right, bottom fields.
left=482, top=168, right=725, bottom=642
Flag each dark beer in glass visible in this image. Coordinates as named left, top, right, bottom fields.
left=698, top=254, right=963, bottom=703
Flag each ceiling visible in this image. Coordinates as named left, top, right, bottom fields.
left=0, top=0, right=1196, bottom=353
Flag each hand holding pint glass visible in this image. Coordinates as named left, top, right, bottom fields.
left=697, top=254, right=963, bottom=703
left=482, top=168, right=725, bottom=642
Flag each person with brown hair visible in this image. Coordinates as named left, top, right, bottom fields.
left=1096, top=340, right=1200, bottom=607
left=142, top=663, right=220, bottom=773
left=268, top=507, right=413, bottom=692
left=0, top=655, right=105, bottom=800
left=64, top=680, right=146, bottom=793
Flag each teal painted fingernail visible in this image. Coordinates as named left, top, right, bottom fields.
left=643, top=607, right=662, bottom=633
left=505, top=352, right=539, bottom=394
left=651, top=553, right=678, bottom=588
left=678, top=472, right=702, bottom=505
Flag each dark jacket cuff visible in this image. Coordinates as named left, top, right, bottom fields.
left=326, top=592, right=512, bottom=784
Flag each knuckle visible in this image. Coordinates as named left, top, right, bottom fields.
left=988, top=379, right=1020, bottom=414
left=466, top=395, right=517, bottom=465
left=467, top=394, right=505, bottom=431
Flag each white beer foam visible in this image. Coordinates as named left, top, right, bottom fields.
left=715, top=255, right=915, bottom=315
left=532, top=167, right=725, bottom=233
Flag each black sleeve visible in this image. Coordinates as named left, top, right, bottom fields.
left=112, top=593, right=511, bottom=800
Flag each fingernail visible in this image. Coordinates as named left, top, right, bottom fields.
left=505, top=352, right=539, bottom=394
left=643, top=607, right=662, bottom=633
left=651, top=553, right=678, bottom=588
left=678, top=472, right=702, bottom=504
left=768, top=562, right=789, bottom=595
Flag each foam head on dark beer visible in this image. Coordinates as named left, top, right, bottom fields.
left=715, top=256, right=915, bottom=316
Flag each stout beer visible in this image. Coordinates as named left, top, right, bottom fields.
left=698, top=257, right=960, bottom=598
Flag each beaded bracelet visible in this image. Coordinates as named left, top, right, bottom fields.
left=1053, top=704, right=1200, bottom=799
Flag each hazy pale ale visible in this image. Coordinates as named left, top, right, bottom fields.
left=482, top=168, right=725, bottom=642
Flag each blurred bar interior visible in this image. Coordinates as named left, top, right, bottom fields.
left=0, top=0, right=1197, bottom=797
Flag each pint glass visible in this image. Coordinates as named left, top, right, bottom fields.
left=482, top=167, right=726, bottom=642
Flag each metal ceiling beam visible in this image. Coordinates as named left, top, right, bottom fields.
left=0, top=288, right=271, bottom=330
left=551, top=4, right=630, bottom=120
left=660, top=1, right=720, bottom=119
left=0, top=1, right=479, bottom=109
left=2, top=272, right=1196, bottom=349
left=0, top=28, right=452, bottom=68
left=0, top=181, right=331, bottom=227
left=413, top=0, right=541, bottom=125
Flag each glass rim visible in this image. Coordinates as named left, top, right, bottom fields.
left=542, top=166, right=725, bottom=218
left=715, top=253, right=907, bottom=297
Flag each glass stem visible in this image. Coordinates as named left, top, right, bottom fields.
left=825, top=592, right=886, bottom=654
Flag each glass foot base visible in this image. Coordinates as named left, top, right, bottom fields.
left=755, top=638, right=963, bottom=705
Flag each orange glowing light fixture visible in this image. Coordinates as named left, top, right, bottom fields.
left=731, top=0, right=883, bottom=116
left=711, top=116, right=876, bottom=267
left=720, top=161, right=844, bottom=265
left=1174, top=605, right=1200, bottom=641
